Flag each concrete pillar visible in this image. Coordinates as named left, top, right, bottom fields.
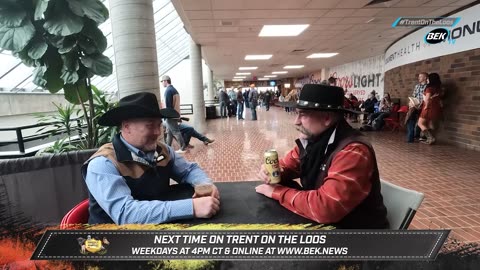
left=109, top=0, right=161, bottom=101
left=207, top=68, right=215, bottom=100
left=321, top=68, right=327, bottom=81
left=190, top=38, right=206, bottom=132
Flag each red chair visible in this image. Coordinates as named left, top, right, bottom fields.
left=383, top=105, right=407, bottom=132
left=60, top=199, right=89, bottom=229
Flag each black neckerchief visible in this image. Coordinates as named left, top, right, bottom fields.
left=298, top=124, right=338, bottom=190
left=298, top=119, right=360, bottom=190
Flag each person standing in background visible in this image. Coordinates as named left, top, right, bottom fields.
left=406, top=72, right=428, bottom=143
left=161, top=75, right=187, bottom=153
left=248, top=84, right=259, bottom=121
left=228, top=88, right=237, bottom=117
left=219, top=88, right=229, bottom=118
left=243, top=88, right=250, bottom=109
left=417, top=73, right=443, bottom=145
left=236, top=87, right=245, bottom=120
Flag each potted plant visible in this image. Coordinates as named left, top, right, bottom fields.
left=0, top=0, right=112, bottom=149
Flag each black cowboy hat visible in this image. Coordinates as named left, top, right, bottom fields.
left=278, top=84, right=358, bottom=114
left=98, top=92, right=180, bottom=126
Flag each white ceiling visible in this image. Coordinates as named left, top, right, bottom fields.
left=171, top=0, right=476, bottom=81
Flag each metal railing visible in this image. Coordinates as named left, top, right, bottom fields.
left=0, top=119, right=85, bottom=159
left=0, top=104, right=195, bottom=159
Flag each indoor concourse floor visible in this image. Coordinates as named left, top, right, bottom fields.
left=180, top=106, right=480, bottom=244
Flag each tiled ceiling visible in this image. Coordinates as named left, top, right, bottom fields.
left=172, top=0, right=476, bottom=81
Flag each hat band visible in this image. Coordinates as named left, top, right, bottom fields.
left=296, top=99, right=344, bottom=110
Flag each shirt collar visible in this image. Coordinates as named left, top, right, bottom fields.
left=119, top=134, right=156, bottom=162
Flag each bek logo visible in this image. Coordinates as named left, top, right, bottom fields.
left=424, top=28, right=451, bottom=44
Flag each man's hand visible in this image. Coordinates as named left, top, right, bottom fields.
left=257, top=164, right=270, bottom=184
left=193, top=184, right=220, bottom=200
left=255, top=184, right=277, bottom=198
left=193, top=196, right=220, bottom=218
left=257, top=164, right=283, bottom=184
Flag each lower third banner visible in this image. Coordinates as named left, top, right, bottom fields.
left=31, top=230, right=449, bottom=261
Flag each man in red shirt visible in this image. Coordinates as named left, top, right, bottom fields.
left=256, top=84, right=389, bottom=229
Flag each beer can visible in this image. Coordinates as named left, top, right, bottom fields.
left=264, top=149, right=281, bottom=184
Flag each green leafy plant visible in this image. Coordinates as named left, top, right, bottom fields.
left=35, top=102, right=78, bottom=142
left=76, top=85, right=118, bottom=149
left=34, top=85, right=117, bottom=153
left=0, top=0, right=112, bottom=149
left=40, top=137, right=79, bottom=155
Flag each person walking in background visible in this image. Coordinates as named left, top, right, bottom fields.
left=236, top=87, right=244, bottom=120
left=248, top=84, right=258, bottom=121
left=418, top=73, right=443, bottom=145
left=406, top=72, right=428, bottom=143
left=161, top=75, right=187, bottom=153
left=264, top=90, right=272, bottom=111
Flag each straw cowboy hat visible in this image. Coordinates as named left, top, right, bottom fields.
left=98, top=92, right=179, bottom=126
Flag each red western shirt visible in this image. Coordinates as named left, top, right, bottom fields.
left=272, top=143, right=374, bottom=224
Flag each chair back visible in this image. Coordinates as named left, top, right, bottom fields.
left=60, top=199, right=89, bottom=229
left=397, top=105, right=409, bottom=113
left=380, top=180, right=424, bottom=229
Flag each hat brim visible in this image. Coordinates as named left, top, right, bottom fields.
left=275, top=101, right=360, bottom=114
left=98, top=106, right=180, bottom=126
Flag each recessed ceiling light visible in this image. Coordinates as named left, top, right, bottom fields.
left=284, top=65, right=304, bottom=69
left=258, top=78, right=269, bottom=81
left=259, top=24, right=310, bottom=37
left=239, top=67, right=258, bottom=70
left=234, top=76, right=246, bottom=79
left=272, top=71, right=288, bottom=74
left=306, top=53, right=339, bottom=58
left=232, top=79, right=243, bottom=81
left=236, top=72, right=251, bottom=75
left=264, top=75, right=277, bottom=78
left=245, top=54, right=273, bottom=60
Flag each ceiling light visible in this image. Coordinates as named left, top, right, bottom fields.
left=264, top=75, right=277, bottom=78
left=272, top=71, right=288, bottom=74
left=234, top=76, right=246, bottom=79
left=236, top=72, right=251, bottom=75
left=245, top=54, right=273, bottom=60
left=306, top=53, right=338, bottom=58
left=284, top=65, right=304, bottom=69
left=232, top=79, right=243, bottom=81
left=259, top=24, right=310, bottom=37
left=258, top=78, right=269, bottom=81
left=239, top=67, right=258, bottom=70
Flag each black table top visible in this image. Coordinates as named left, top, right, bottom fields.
left=186, top=181, right=314, bottom=225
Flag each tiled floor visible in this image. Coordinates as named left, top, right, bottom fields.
left=179, top=106, right=480, bottom=243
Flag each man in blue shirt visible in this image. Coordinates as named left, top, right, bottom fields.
left=83, top=92, right=220, bottom=224
left=161, top=75, right=187, bottom=153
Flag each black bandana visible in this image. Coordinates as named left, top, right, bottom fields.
left=298, top=119, right=360, bottom=190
